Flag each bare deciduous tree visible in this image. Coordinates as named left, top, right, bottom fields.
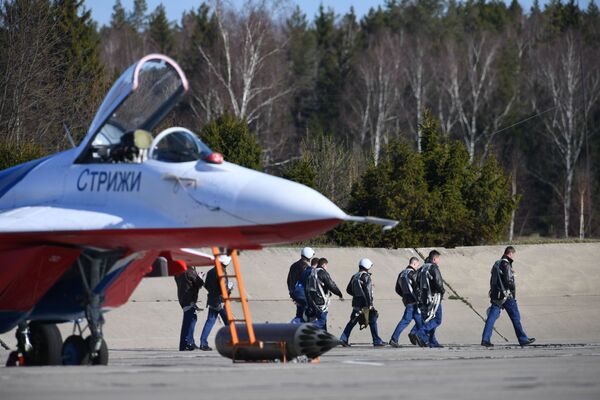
left=348, top=31, right=403, bottom=165
left=0, top=0, right=61, bottom=146
left=403, top=36, right=431, bottom=152
left=531, top=32, right=600, bottom=238
left=196, top=1, right=291, bottom=127
left=443, top=33, right=519, bottom=163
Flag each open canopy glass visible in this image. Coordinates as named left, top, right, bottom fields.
left=77, top=54, right=190, bottom=163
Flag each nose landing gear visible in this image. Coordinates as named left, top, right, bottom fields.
left=5, top=322, right=62, bottom=367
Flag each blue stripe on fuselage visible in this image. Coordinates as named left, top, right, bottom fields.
left=0, top=155, right=53, bottom=200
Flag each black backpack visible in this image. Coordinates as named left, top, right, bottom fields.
left=490, top=259, right=511, bottom=306
left=347, top=271, right=367, bottom=298
left=416, top=263, right=433, bottom=305
left=306, top=267, right=328, bottom=312
left=397, top=268, right=416, bottom=302
left=395, top=272, right=403, bottom=297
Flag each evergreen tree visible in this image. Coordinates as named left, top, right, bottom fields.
left=333, top=112, right=515, bottom=247
left=282, top=157, right=317, bottom=190
left=110, top=0, right=126, bottom=29
left=201, top=114, right=263, bottom=171
left=52, top=0, right=107, bottom=141
left=129, top=0, right=147, bottom=32
left=0, top=141, right=45, bottom=170
left=179, top=3, right=217, bottom=74
left=148, top=4, right=173, bottom=54
left=285, top=6, right=316, bottom=134
left=312, top=6, right=342, bottom=134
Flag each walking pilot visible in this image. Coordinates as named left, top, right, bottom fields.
left=481, top=246, right=535, bottom=347
left=389, top=257, right=423, bottom=347
left=199, top=255, right=233, bottom=351
left=339, top=258, right=385, bottom=347
left=174, top=261, right=204, bottom=351
left=416, top=250, right=445, bottom=348
left=304, top=258, right=343, bottom=331
left=287, top=247, right=315, bottom=323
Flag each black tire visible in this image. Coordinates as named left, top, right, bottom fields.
left=62, top=335, right=87, bottom=365
left=5, top=351, right=20, bottom=367
left=84, top=336, right=109, bottom=365
left=24, top=322, right=62, bottom=366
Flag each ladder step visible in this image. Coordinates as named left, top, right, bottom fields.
left=229, top=319, right=247, bottom=323
left=220, top=274, right=237, bottom=278
left=225, top=297, right=242, bottom=301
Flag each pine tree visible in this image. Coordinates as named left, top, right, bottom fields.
left=52, top=0, right=107, bottom=141
left=285, top=6, right=317, bottom=133
left=201, top=114, right=263, bottom=171
left=148, top=4, right=173, bottom=54
left=110, top=0, right=126, bottom=29
left=282, top=157, right=317, bottom=190
left=312, top=6, right=342, bottom=134
left=129, top=0, right=147, bottom=32
left=333, top=112, right=515, bottom=247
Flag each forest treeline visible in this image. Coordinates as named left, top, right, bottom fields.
left=0, top=0, right=599, bottom=246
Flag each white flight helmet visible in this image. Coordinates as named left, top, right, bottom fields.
left=218, top=255, right=232, bottom=266
left=301, top=247, right=315, bottom=259
left=359, top=258, right=373, bottom=270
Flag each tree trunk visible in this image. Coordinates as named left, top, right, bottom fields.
left=509, top=170, right=517, bottom=242
left=579, top=188, right=585, bottom=240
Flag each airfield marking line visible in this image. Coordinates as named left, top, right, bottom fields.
left=342, top=360, right=385, bottom=366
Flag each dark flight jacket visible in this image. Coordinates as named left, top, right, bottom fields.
left=174, top=268, right=204, bottom=309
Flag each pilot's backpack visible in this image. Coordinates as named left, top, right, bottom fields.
left=417, top=263, right=440, bottom=323
left=489, top=259, right=511, bottom=306
left=346, top=271, right=367, bottom=298
left=397, top=268, right=416, bottom=303
left=305, top=267, right=328, bottom=313
left=395, top=272, right=404, bottom=297
left=291, top=267, right=310, bottom=303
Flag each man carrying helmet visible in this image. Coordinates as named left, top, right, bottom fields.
left=339, top=258, right=386, bottom=347
left=287, top=247, right=315, bottom=323
left=199, top=255, right=233, bottom=351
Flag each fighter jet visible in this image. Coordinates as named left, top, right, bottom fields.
left=0, top=54, right=397, bottom=366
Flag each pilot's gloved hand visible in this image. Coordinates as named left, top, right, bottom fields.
left=227, top=281, right=234, bottom=293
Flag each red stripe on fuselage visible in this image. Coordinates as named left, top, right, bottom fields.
left=0, top=219, right=342, bottom=251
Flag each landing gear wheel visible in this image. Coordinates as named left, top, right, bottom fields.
left=83, top=336, right=108, bottom=365
left=5, top=351, right=24, bottom=367
left=62, top=335, right=87, bottom=365
left=24, top=323, right=62, bottom=366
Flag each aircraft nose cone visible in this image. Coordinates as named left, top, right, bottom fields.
left=236, top=174, right=347, bottom=225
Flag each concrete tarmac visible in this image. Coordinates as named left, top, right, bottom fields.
left=1, top=343, right=599, bottom=400
left=1, top=243, right=600, bottom=399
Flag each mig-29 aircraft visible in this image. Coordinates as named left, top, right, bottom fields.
left=0, top=54, right=396, bottom=366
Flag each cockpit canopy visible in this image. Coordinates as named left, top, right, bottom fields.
left=76, top=54, right=219, bottom=164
